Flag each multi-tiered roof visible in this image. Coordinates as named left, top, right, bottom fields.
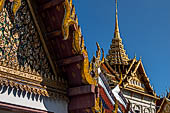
left=106, top=0, right=129, bottom=65
left=102, top=0, right=157, bottom=98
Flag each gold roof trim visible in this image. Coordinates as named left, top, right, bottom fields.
left=126, top=58, right=136, bottom=74
left=62, top=0, right=105, bottom=86
left=132, top=59, right=141, bottom=74
left=0, top=77, right=48, bottom=96
left=0, top=62, right=67, bottom=97
left=0, top=77, right=68, bottom=100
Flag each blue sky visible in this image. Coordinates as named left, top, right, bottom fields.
left=72, top=0, right=170, bottom=95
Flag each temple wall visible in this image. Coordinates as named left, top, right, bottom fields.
left=0, top=86, right=68, bottom=113
left=123, top=90, right=156, bottom=113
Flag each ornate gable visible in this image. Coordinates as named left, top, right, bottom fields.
left=0, top=0, right=67, bottom=98
left=124, top=58, right=155, bottom=96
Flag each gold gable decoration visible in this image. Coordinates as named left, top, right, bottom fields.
left=62, top=1, right=105, bottom=111
left=62, top=0, right=104, bottom=86
left=0, top=0, right=67, bottom=97
left=122, top=58, right=156, bottom=96
left=0, top=0, right=21, bottom=15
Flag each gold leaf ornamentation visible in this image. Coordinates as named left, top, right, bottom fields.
left=0, top=0, right=5, bottom=12
left=62, top=0, right=76, bottom=40
left=13, top=0, right=21, bottom=15
left=81, top=42, right=104, bottom=85
left=114, top=100, right=119, bottom=113
left=118, top=73, right=123, bottom=85
left=62, top=0, right=105, bottom=87
left=0, top=0, right=21, bottom=15
left=92, top=97, right=104, bottom=113
left=72, top=26, right=82, bottom=54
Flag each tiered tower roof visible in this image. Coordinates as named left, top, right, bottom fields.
left=107, top=0, right=129, bottom=65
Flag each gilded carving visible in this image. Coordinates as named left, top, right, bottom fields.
left=62, top=0, right=83, bottom=55
left=118, top=73, right=123, bottom=85
left=72, top=25, right=82, bottom=54
left=13, top=0, right=21, bottom=15
left=62, top=0, right=76, bottom=40
left=0, top=0, right=67, bottom=96
left=0, top=77, right=48, bottom=96
left=62, top=0, right=105, bottom=84
left=0, top=0, right=6, bottom=12
left=0, top=0, right=21, bottom=15
left=81, top=42, right=104, bottom=85
left=92, top=97, right=102, bottom=113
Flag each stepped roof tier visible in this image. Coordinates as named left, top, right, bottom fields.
left=106, top=0, right=129, bottom=66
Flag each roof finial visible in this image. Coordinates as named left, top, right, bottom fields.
left=134, top=53, right=136, bottom=59
left=114, top=0, right=121, bottom=39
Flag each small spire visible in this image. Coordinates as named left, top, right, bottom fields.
left=107, top=0, right=129, bottom=65
left=134, top=53, right=136, bottom=59
left=114, top=0, right=121, bottom=39
left=139, top=56, right=142, bottom=60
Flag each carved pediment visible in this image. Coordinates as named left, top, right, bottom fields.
left=0, top=0, right=67, bottom=97
left=126, top=72, right=146, bottom=92
left=124, top=60, right=155, bottom=96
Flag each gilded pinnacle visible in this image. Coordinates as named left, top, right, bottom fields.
left=106, top=0, right=129, bottom=65
left=114, top=0, right=121, bottom=39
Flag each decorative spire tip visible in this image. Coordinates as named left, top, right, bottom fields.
left=114, top=0, right=121, bottom=39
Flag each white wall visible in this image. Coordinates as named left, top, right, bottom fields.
left=123, top=89, right=156, bottom=113
left=0, top=85, right=68, bottom=113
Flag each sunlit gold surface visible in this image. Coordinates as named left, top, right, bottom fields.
left=0, top=0, right=21, bottom=14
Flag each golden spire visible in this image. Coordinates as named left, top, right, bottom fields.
left=114, top=0, right=121, bottom=39
left=106, top=0, right=129, bottom=65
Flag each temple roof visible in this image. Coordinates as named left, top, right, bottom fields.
left=156, top=97, right=170, bottom=113
left=106, top=0, right=129, bottom=65
left=101, top=57, right=157, bottom=98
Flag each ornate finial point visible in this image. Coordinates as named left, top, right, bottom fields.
left=114, top=0, right=120, bottom=39
left=107, top=0, right=129, bottom=65
left=139, top=56, right=142, bottom=60
left=134, top=53, right=136, bottom=59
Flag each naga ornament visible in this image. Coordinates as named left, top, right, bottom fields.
left=62, top=0, right=77, bottom=40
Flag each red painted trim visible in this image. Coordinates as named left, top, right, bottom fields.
left=99, top=85, right=114, bottom=112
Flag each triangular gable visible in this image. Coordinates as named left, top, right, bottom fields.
left=125, top=59, right=155, bottom=96
left=0, top=0, right=67, bottom=96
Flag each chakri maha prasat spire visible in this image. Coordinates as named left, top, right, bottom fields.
left=107, top=0, right=129, bottom=65
left=114, top=0, right=120, bottom=39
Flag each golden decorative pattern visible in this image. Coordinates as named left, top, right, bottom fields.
left=62, top=0, right=82, bottom=55
left=0, top=0, right=54, bottom=79
left=0, top=0, right=67, bottom=96
left=114, top=100, right=119, bottom=113
left=106, top=0, right=129, bottom=65
left=0, top=0, right=6, bottom=12
left=62, top=0, right=105, bottom=85
left=81, top=42, right=104, bottom=85
left=62, top=0, right=76, bottom=40
left=92, top=97, right=102, bottom=113
left=0, top=0, right=21, bottom=15
left=13, top=0, right=21, bottom=15
left=0, top=77, right=48, bottom=96
left=63, top=1, right=107, bottom=87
